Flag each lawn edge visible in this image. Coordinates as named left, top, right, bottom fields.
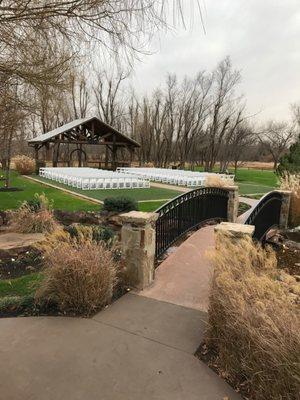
left=22, top=175, right=103, bottom=205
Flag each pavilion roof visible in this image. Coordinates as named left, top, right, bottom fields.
left=28, top=116, right=140, bottom=148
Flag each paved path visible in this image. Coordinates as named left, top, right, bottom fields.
left=0, top=294, right=241, bottom=400
left=0, top=211, right=243, bottom=399
left=139, top=226, right=215, bottom=312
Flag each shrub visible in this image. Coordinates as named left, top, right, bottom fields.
left=10, top=193, right=58, bottom=233
left=103, top=197, right=138, bottom=213
left=280, top=173, right=300, bottom=227
left=206, top=235, right=300, bottom=400
left=278, top=135, right=300, bottom=175
left=65, top=224, right=115, bottom=244
left=36, top=230, right=118, bottom=315
left=14, top=155, right=35, bottom=175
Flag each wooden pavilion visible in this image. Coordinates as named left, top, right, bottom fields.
left=28, top=117, right=140, bottom=171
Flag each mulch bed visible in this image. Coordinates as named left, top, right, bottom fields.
left=0, top=248, right=43, bottom=280
left=267, top=229, right=300, bottom=278
left=196, top=343, right=252, bottom=399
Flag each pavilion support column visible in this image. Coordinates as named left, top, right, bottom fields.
left=129, top=147, right=134, bottom=166
left=112, top=133, right=117, bottom=171
left=52, top=142, right=60, bottom=167
left=45, top=143, right=51, bottom=163
left=34, top=145, right=39, bottom=175
left=78, top=144, right=83, bottom=167
left=105, top=147, right=109, bottom=169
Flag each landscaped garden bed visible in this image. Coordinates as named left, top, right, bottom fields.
left=197, top=229, right=300, bottom=400
left=0, top=193, right=133, bottom=318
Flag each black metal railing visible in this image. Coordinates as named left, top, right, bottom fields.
left=155, top=187, right=229, bottom=258
left=244, top=191, right=283, bottom=241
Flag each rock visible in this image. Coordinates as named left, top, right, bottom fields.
left=54, top=210, right=103, bottom=226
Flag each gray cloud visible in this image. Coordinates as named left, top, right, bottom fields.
left=128, top=0, right=300, bottom=122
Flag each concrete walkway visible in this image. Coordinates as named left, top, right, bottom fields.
left=0, top=294, right=241, bottom=400
left=140, top=226, right=215, bottom=312
left=0, top=219, right=243, bottom=399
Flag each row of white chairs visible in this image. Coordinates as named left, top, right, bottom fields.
left=117, top=167, right=234, bottom=187
left=39, top=167, right=150, bottom=190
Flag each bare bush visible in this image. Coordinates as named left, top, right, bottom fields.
left=280, top=173, right=300, bottom=227
left=206, top=235, right=300, bottom=400
left=36, top=230, right=118, bottom=315
left=13, top=155, right=35, bottom=175
left=10, top=194, right=58, bottom=233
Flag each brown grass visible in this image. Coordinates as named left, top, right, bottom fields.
left=35, top=230, right=119, bottom=315
left=10, top=194, right=59, bottom=234
left=13, top=155, right=35, bottom=175
left=205, top=174, right=233, bottom=187
left=280, top=173, right=300, bottom=227
left=206, top=234, right=300, bottom=400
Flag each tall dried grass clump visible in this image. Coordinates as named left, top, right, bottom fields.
left=205, top=174, right=232, bottom=188
left=206, top=235, right=300, bottom=400
left=10, top=193, right=58, bottom=234
left=36, top=230, right=118, bottom=315
left=280, top=173, right=300, bottom=227
left=13, top=155, right=35, bottom=175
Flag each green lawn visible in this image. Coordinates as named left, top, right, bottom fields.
left=0, top=168, right=278, bottom=213
left=0, top=170, right=99, bottom=212
left=234, top=168, right=278, bottom=187
left=0, top=272, right=42, bottom=297
left=0, top=171, right=181, bottom=212
left=193, top=166, right=277, bottom=196
left=138, top=201, right=167, bottom=212
left=35, top=176, right=181, bottom=201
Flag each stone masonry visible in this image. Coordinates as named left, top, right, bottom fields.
left=120, top=211, right=158, bottom=290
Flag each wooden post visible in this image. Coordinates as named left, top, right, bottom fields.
left=129, top=147, right=134, bottom=166
left=78, top=144, right=82, bottom=167
left=105, top=146, right=109, bottom=169
left=52, top=142, right=60, bottom=167
left=112, top=134, right=117, bottom=171
left=34, top=145, right=39, bottom=174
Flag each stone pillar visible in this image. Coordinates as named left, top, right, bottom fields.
left=226, top=186, right=239, bottom=223
left=119, top=211, right=158, bottom=290
left=277, top=190, right=292, bottom=229
left=214, top=221, right=254, bottom=248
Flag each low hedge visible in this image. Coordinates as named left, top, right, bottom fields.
left=103, top=197, right=138, bottom=213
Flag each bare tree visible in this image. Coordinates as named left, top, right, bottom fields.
left=258, top=121, right=296, bottom=169
left=203, top=57, right=243, bottom=171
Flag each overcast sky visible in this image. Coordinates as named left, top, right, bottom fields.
left=128, top=0, right=300, bottom=122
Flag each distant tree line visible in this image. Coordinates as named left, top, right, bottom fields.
left=10, top=56, right=298, bottom=173
left=0, top=1, right=299, bottom=180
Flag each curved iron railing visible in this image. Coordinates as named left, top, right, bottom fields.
left=155, top=187, right=229, bottom=258
left=244, top=191, right=283, bottom=241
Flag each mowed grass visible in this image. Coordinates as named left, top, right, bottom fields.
left=139, top=201, right=166, bottom=212
left=0, top=170, right=99, bottom=212
left=194, top=166, right=278, bottom=196
left=234, top=168, right=278, bottom=187
left=0, top=273, right=42, bottom=297
left=34, top=175, right=181, bottom=201
left=0, top=170, right=181, bottom=212
left=0, top=167, right=278, bottom=213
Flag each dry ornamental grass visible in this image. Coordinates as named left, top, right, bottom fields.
left=280, top=173, right=300, bottom=227
left=13, top=155, right=35, bottom=175
left=36, top=230, right=119, bottom=315
left=10, top=194, right=58, bottom=234
left=206, top=234, right=300, bottom=400
left=205, top=174, right=232, bottom=188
